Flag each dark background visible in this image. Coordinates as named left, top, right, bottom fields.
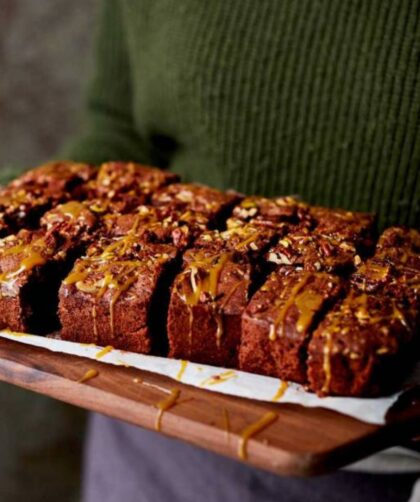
left=0, top=1, right=98, bottom=500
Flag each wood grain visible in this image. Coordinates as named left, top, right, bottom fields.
left=0, top=337, right=418, bottom=477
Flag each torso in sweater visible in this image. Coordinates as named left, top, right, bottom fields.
left=71, top=0, right=420, bottom=228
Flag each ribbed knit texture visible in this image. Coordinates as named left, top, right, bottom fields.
left=64, top=0, right=420, bottom=229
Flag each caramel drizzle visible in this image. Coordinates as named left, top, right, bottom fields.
left=181, top=252, right=232, bottom=306
left=178, top=252, right=232, bottom=353
left=271, top=381, right=289, bottom=402
left=176, top=360, right=188, bottom=381
left=268, top=273, right=312, bottom=341
left=64, top=232, right=165, bottom=337
left=294, top=289, right=325, bottom=334
left=238, top=412, right=278, bottom=460
left=78, top=368, right=99, bottom=383
left=200, top=370, right=237, bottom=387
left=54, top=201, right=85, bottom=219
left=95, top=345, right=113, bottom=359
left=155, top=388, right=181, bottom=431
left=0, top=237, right=49, bottom=285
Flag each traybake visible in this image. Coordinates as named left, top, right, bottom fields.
left=0, top=160, right=418, bottom=397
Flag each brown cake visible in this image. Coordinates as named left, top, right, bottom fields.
left=240, top=268, right=343, bottom=383
left=59, top=235, right=178, bottom=353
left=167, top=223, right=274, bottom=367
left=168, top=248, right=251, bottom=367
left=0, top=201, right=97, bottom=333
left=307, top=289, right=417, bottom=396
left=0, top=161, right=96, bottom=235
left=0, top=160, right=417, bottom=398
left=87, top=161, right=179, bottom=214
left=351, top=227, right=420, bottom=323
left=151, top=183, right=242, bottom=226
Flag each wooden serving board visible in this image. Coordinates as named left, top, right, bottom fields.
left=0, top=337, right=418, bottom=477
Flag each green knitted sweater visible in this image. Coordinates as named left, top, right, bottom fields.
left=64, top=0, right=419, bottom=228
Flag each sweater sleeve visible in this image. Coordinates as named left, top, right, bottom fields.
left=62, top=0, right=151, bottom=164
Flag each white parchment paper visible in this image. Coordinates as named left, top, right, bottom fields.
left=0, top=329, right=416, bottom=426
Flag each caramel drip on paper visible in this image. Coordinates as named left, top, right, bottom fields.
left=271, top=381, right=289, bottom=402
left=95, top=345, right=113, bottom=359
left=176, top=360, right=188, bottom=381
left=200, top=370, right=237, bottom=387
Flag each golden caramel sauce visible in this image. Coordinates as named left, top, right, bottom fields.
left=63, top=270, right=89, bottom=285
left=176, top=360, right=188, bottom=381
left=178, top=252, right=232, bottom=353
left=78, top=368, right=99, bottom=383
left=2, top=329, right=27, bottom=337
left=361, top=262, right=389, bottom=280
left=182, top=252, right=233, bottom=306
left=271, top=381, right=289, bottom=402
left=107, top=265, right=138, bottom=335
left=116, top=360, right=131, bottom=368
left=200, top=370, right=237, bottom=387
left=240, top=199, right=258, bottom=209
left=95, top=345, right=113, bottom=359
left=392, top=304, right=409, bottom=328
left=155, top=388, right=181, bottom=432
left=64, top=229, right=168, bottom=338
left=295, top=289, right=324, bottom=334
left=233, top=231, right=258, bottom=250
left=57, top=201, right=85, bottom=219
left=238, top=411, right=278, bottom=460
left=20, top=251, right=46, bottom=271
left=269, top=273, right=311, bottom=341
left=0, top=237, right=49, bottom=285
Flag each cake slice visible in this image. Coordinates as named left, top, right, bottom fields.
left=87, top=161, right=179, bottom=214
left=102, top=205, right=209, bottom=250
left=240, top=268, right=343, bottom=383
left=0, top=201, right=97, bottom=333
left=59, top=235, right=178, bottom=354
left=151, top=183, right=242, bottom=227
left=0, top=161, right=96, bottom=235
left=168, top=248, right=250, bottom=367
left=307, top=289, right=417, bottom=396
left=167, top=224, right=274, bottom=367
left=351, top=227, right=420, bottom=311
